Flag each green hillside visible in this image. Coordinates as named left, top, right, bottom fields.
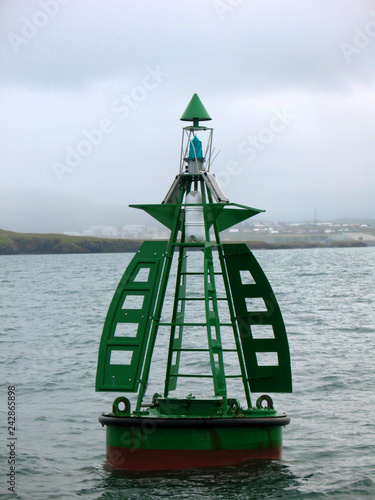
left=0, top=229, right=366, bottom=255
left=0, top=229, right=142, bottom=255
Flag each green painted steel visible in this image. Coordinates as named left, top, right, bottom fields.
left=180, top=93, right=212, bottom=125
left=223, top=243, right=292, bottom=393
left=215, top=204, right=264, bottom=232
left=154, top=397, right=237, bottom=416
left=95, top=241, right=167, bottom=392
left=130, top=204, right=180, bottom=230
left=105, top=419, right=282, bottom=451
left=132, top=202, right=263, bottom=233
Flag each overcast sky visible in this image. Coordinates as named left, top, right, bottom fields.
left=1, top=0, right=375, bottom=232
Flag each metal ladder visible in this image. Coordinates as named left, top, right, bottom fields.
left=162, top=242, right=229, bottom=399
left=135, top=178, right=252, bottom=410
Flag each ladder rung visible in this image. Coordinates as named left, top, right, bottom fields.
left=159, top=321, right=233, bottom=327
left=172, top=348, right=210, bottom=352
left=180, top=272, right=222, bottom=276
left=222, top=349, right=238, bottom=352
left=173, top=242, right=220, bottom=247
left=178, top=297, right=205, bottom=301
left=225, top=375, right=244, bottom=378
left=174, top=242, right=205, bottom=247
left=174, top=374, right=214, bottom=378
left=158, top=322, right=208, bottom=327
left=177, top=297, right=228, bottom=301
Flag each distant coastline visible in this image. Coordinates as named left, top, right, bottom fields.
left=0, top=229, right=367, bottom=255
left=0, top=229, right=142, bottom=255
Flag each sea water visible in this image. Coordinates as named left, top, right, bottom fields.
left=1, top=247, right=375, bottom=499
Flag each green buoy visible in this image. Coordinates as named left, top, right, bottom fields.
left=96, top=95, right=292, bottom=471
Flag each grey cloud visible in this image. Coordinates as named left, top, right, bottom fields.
left=1, top=0, right=375, bottom=232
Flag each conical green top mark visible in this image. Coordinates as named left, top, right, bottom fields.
left=180, top=93, right=212, bottom=126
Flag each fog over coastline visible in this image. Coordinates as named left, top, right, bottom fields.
left=1, top=1, right=375, bottom=233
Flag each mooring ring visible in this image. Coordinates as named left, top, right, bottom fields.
left=227, top=398, right=240, bottom=415
left=256, top=394, right=274, bottom=410
left=112, top=396, right=131, bottom=416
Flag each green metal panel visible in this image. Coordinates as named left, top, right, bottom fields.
left=131, top=202, right=263, bottom=234
left=184, top=202, right=263, bottom=232
left=216, top=204, right=264, bottom=233
left=130, top=204, right=180, bottom=230
left=95, top=241, right=167, bottom=392
left=202, top=204, right=225, bottom=228
left=223, top=243, right=292, bottom=393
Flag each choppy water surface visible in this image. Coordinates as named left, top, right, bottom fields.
left=1, top=247, right=375, bottom=499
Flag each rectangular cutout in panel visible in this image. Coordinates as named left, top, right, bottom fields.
left=240, top=270, right=256, bottom=285
left=122, top=294, right=145, bottom=310
left=251, top=324, right=275, bottom=339
left=256, top=352, right=279, bottom=367
left=172, top=351, right=178, bottom=366
left=133, top=268, right=150, bottom=282
left=245, top=297, right=267, bottom=312
left=110, top=350, right=133, bottom=365
left=114, top=323, right=138, bottom=338
left=213, top=353, right=220, bottom=371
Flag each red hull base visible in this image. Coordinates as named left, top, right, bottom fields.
left=106, top=445, right=282, bottom=471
